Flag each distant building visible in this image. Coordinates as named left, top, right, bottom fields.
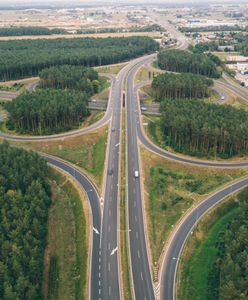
left=218, top=45, right=234, bottom=51
left=237, top=63, right=248, bottom=75
left=227, top=56, right=248, bottom=62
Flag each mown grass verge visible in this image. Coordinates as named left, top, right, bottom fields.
left=44, top=167, right=89, bottom=300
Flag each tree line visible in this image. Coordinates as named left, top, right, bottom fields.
left=160, top=98, right=248, bottom=158
left=77, top=24, right=164, bottom=34
left=0, top=36, right=159, bottom=81
left=235, top=40, right=248, bottom=56
left=207, top=187, right=248, bottom=299
left=0, top=27, right=67, bottom=36
left=0, top=141, right=51, bottom=299
left=152, top=72, right=213, bottom=100
left=157, top=49, right=221, bottom=78
left=5, top=89, right=89, bottom=134
left=39, top=65, right=100, bottom=94
left=180, top=25, right=248, bottom=32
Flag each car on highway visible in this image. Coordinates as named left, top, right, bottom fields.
left=134, top=170, right=139, bottom=178
left=111, top=127, right=116, bottom=132
left=108, top=168, right=114, bottom=176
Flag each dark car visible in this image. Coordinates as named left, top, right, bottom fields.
left=108, top=168, right=114, bottom=175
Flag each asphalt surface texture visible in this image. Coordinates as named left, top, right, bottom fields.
left=126, top=56, right=157, bottom=300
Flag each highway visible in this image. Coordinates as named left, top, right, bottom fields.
left=159, top=177, right=248, bottom=300
left=1, top=12, right=247, bottom=300
left=126, top=57, right=156, bottom=300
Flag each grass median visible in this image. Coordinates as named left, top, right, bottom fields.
left=120, top=110, right=132, bottom=300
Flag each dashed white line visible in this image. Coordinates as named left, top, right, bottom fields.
left=136, top=232, right=139, bottom=239
left=141, top=272, right=143, bottom=281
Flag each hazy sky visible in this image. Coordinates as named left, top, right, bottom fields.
left=0, top=0, right=240, bottom=3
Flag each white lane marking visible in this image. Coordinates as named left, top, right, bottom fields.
left=109, top=210, right=111, bottom=217
left=99, top=280, right=101, bottom=286
left=134, top=201, right=136, bottom=207
left=110, top=247, right=118, bottom=256
left=99, top=265, right=101, bottom=270
left=93, top=227, right=100, bottom=235
left=108, top=243, right=111, bottom=250
left=136, top=232, right=138, bottom=239
left=99, top=257, right=101, bottom=263
left=109, top=286, right=111, bottom=296
left=108, top=263, right=111, bottom=272
left=99, top=289, right=101, bottom=295
left=135, top=215, right=137, bottom=222
left=108, top=225, right=111, bottom=232
left=99, top=272, right=101, bottom=278
left=138, top=250, right=140, bottom=258
left=141, top=272, right=143, bottom=281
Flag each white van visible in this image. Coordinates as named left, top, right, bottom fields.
left=134, top=170, right=139, bottom=178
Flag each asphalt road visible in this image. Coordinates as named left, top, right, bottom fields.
left=97, top=54, right=157, bottom=300
left=126, top=57, right=156, bottom=300
left=42, top=154, right=102, bottom=300
left=159, top=177, right=248, bottom=300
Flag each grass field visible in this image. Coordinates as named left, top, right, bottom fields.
left=96, top=63, right=127, bottom=75
left=135, top=67, right=152, bottom=83
left=139, top=85, right=156, bottom=105
left=140, top=146, right=248, bottom=263
left=212, top=52, right=239, bottom=61
left=0, top=31, right=162, bottom=41
left=9, top=125, right=108, bottom=189
left=177, top=198, right=239, bottom=300
left=44, top=168, right=89, bottom=300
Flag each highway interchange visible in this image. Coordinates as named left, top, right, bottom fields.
left=1, top=13, right=248, bottom=300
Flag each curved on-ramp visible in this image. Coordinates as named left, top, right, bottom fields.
left=159, top=177, right=248, bottom=300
